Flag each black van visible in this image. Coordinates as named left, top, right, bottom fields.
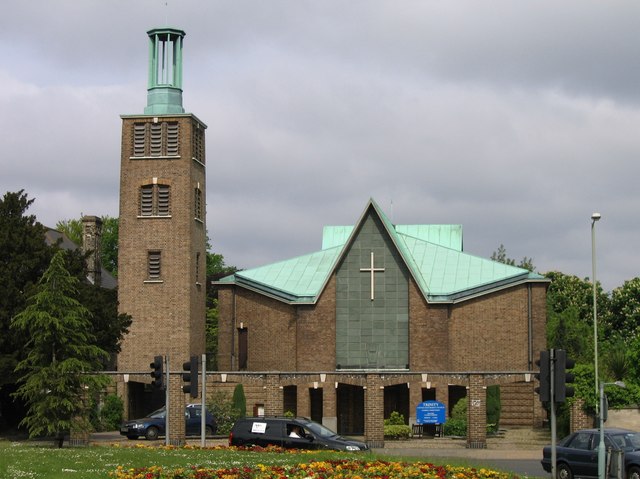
left=229, top=417, right=369, bottom=451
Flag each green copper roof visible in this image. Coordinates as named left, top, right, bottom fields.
left=218, top=199, right=546, bottom=304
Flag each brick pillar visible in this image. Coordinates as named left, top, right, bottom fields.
left=570, top=398, right=593, bottom=432
left=437, top=381, right=450, bottom=419
left=364, top=375, right=384, bottom=448
left=297, top=384, right=310, bottom=417
left=264, top=374, right=283, bottom=416
left=467, top=374, right=486, bottom=448
left=409, top=380, right=422, bottom=426
left=323, top=382, right=337, bottom=432
left=167, top=374, right=186, bottom=445
left=117, top=377, right=130, bottom=420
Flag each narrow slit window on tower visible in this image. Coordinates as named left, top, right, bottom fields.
left=192, top=126, right=204, bottom=163
left=166, top=122, right=179, bottom=156
left=194, top=186, right=202, bottom=221
left=148, top=251, right=161, bottom=280
left=195, top=252, right=201, bottom=284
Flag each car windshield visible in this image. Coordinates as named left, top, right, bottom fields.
left=612, top=432, right=640, bottom=451
left=148, top=408, right=166, bottom=419
left=300, top=420, right=339, bottom=438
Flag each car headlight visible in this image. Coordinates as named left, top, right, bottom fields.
left=345, top=445, right=361, bottom=451
left=132, top=423, right=145, bottom=429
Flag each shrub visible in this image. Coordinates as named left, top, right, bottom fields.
left=99, top=394, right=124, bottom=431
left=486, top=385, right=501, bottom=433
left=451, top=397, right=467, bottom=419
left=231, top=384, right=246, bottom=417
left=384, top=424, right=412, bottom=439
left=207, top=390, right=243, bottom=435
left=443, top=417, right=467, bottom=436
left=384, top=411, right=406, bottom=426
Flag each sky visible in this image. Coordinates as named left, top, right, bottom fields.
left=1, top=1, right=638, bottom=292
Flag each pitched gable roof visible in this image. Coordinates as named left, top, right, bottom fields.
left=217, top=199, right=546, bottom=304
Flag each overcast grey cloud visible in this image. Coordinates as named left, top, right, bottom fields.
left=1, top=0, right=638, bottom=291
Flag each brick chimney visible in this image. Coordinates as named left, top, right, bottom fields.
left=82, top=216, right=103, bottom=287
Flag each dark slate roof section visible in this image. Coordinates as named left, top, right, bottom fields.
left=44, top=228, right=117, bottom=290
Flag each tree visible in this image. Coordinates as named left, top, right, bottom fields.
left=545, top=271, right=610, bottom=328
left=205, top=236, right=238, bottom=370
left=546, top=306, right=593, bottom=363
left=55, top=216, right=119, bottom=277
left=607, top=278, right=640, bottom=338
left=0, top=191, right=53, bottom=388
left=11, top=250, right=109, bottom=447
left=490, top=244, right=535, bottom=272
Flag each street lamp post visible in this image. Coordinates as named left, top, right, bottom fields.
left=591, top=212, right=601, bottom=415
left=598, top=381, right=626, bottom=479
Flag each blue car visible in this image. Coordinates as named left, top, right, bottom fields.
left=120, top=404, right=216, bottom=440
left=542, top=428, right=640, bottom=479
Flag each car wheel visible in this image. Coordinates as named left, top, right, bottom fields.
left=628, top=466, right=640, bottom=479
left=557, top=462, right=573, bottom=479
left=145, top=426, right=160, bottom=441
left=205, top=425, right=214, bottom=437
left=126, top=435, right=138, bottom=440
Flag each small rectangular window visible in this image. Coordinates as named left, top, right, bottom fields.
left=238, top=327, right=248, bottom=370
left=148, top=251, right=161, bottom=279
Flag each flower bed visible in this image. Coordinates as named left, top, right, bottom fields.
left=110, top=458, right=518, bottom=479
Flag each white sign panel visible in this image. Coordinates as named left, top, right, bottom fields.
left=251, top=422, right=267, bottom=434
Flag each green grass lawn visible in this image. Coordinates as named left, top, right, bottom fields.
left=0, top=440, right=520, bottom=479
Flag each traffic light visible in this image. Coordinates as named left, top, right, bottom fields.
left=182, top=355, right=199, bottom=398
left=150, top=355, right=164, bottom=390
left=554, top=349, right=575, bottom=403
left=534, top=350, right=551, bottom=403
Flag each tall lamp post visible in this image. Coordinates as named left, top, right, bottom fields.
left=591, top=212, right=601, bottom=415
left=598, top=381, right=626, bottom=479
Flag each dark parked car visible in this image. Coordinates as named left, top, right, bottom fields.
left=542, top=428, right=640, bottom=479
left=120, top=404, right=217, bottom=440
left=229, top=416, right=369, bottom=451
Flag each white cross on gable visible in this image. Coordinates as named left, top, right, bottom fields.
left=360, top=251, right=385, bottom=301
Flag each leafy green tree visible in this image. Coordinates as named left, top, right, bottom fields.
left=205, top=301, right=219, bottom=370
left=490, top=244, right=535, bottom=272
left=55, top=216, right=119, bottom=277
left=0, top=191, right=53, bottom=388
left=11, top=250, right=109, bottom=447
left=545, top=271, right=610, bottom=326
left=607, top=278, right=640, bottom=337
left=547, top=306, right=593, bottom=363
left=205, top=237, right=237, bottom=370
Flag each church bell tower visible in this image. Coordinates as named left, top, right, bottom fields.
left=117, top=28, right=207, bottom=421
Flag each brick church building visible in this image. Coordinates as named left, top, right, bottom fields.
left=114, top=26, right=548, bottom=447
left=214, top=199, right=549, bottom=447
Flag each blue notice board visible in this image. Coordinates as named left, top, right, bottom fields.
left=416, top=400, right=446, bottom=425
